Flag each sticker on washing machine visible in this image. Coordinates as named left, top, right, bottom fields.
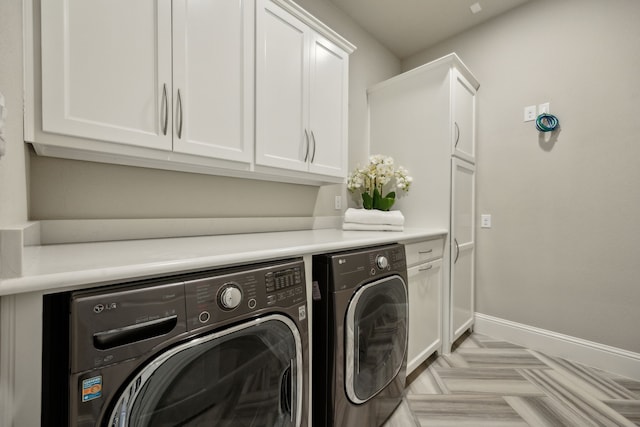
left=81, top=376, right=103, bottom=402
left=298, top=305, right=307, bottom=321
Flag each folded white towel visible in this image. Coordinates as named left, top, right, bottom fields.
left=343, top=208, right=405, bottom=226
left=342, top=222, right=404, bottom=232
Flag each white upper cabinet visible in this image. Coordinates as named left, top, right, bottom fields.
left=40, top=0, right=173, bottom=150
left=255, top=0, right=353, bottom=179
left=40, top=0, right=252, bottom=163
left=255, top=2, right=309, bottom=173
left=308, top=36, right=349, bottom=176
left=31, top=0, right=353, bottom=184
left=171, top=0, right=254, bottom=163
left=451, top=69, right=476, bottom=163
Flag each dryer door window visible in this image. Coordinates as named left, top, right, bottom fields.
left=345, top=275, right=408, bottom=404
left=107, top=314, right=303, bottom=427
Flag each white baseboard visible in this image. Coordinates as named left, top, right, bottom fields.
left=474, top=313, right=640, bottom=380
left=407, top=339, right=442, bottom=375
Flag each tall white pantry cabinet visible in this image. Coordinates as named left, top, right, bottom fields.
left=368, top=53, right=479, bottom=355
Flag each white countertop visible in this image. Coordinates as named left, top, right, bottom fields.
left=0, top=228, right=446, bottom=296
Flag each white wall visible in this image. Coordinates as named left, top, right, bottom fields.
left=27, top=0, right=401, bottom=221
left=404, top=0, right=640, bottom=353
left=0, top=1, right=28, bottom=228
left=0, top=0, right=28, bottom=408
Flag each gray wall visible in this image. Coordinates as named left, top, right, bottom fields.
left=27, top=0, right=401, bottom=220
left=404, top=0, right=640, bottom=353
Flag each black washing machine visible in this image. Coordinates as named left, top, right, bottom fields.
left=42, top=258, right=308, bottom=427
left=312, top=244, right=408, bottom=427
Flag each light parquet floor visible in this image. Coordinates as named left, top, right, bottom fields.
left=384, top=333, right=640, bottom=426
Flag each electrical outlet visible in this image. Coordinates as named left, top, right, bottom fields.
left=481, top=214, right=492, bottom=228
left=524, top=105, right=536, bottom=122
left=334, top=195, right=342, bottom=210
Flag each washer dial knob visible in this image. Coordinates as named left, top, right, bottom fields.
left=219, top=284, right=242, bottom=310
left=376, top=255, right=389, bottom=269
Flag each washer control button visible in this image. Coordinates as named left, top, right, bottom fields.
left=198, top=311, right=210, bottom=323
left=376, top=255, right=389, bottom=269
left=219, top=284, right=242, bottom=310
left=248, top=298, right=257, bottom=309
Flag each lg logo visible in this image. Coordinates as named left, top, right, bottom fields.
left=93, top=302, right=117, bottom=313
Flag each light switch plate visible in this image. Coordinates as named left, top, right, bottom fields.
left=538, top=102, right=550, bottom=114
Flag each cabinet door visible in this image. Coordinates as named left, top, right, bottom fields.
left=172, top=0, right=253, bottom=163
left=451, top=69, right=476, bottom=163
left=450, top=158, right=475, bottom=342
left=255, top=0, right=310, bottom=172
left=307, top=35, right=348, bottom=177
left=407, top=259, right=442, bottom=375
left=41, top=0, right=172, bottom=150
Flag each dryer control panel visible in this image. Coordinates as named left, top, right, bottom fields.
left=328, top=243, right=407, bottom=291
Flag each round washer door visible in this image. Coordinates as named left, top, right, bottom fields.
left=345, top=275, right=408, bottom=404
left=107, top=314, right=303, bottom=427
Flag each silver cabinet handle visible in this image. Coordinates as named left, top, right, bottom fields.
left=454, top=122, right=460, bottom=147
left=161, top=84, right=168, bottom=136
left=310, top=130, right=317, bottom=163
left=418, top=249, right=433, bottom=254
left=454, top=238, right=460, bottom=264
left=176, top=89, right=183, bottom=139
left=419, top=265, right=434, bottom=272
left=303, top=130, right=310, bottom=162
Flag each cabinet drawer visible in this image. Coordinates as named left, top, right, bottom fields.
left=405, top=237, right=444, bottom=267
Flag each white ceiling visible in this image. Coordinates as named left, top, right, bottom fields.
left=328, top=0, right=532, bottom=59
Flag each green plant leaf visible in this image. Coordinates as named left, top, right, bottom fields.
left=372, top=188, right=382, bottom=208
left=371, top=188, right=395, bottom=211
left=362, top=192, right=373, bottom=209
left=376, top=197, right=395, bottom=211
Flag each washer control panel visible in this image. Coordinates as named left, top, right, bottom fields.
left=184, top=259, right=305, bottom=332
